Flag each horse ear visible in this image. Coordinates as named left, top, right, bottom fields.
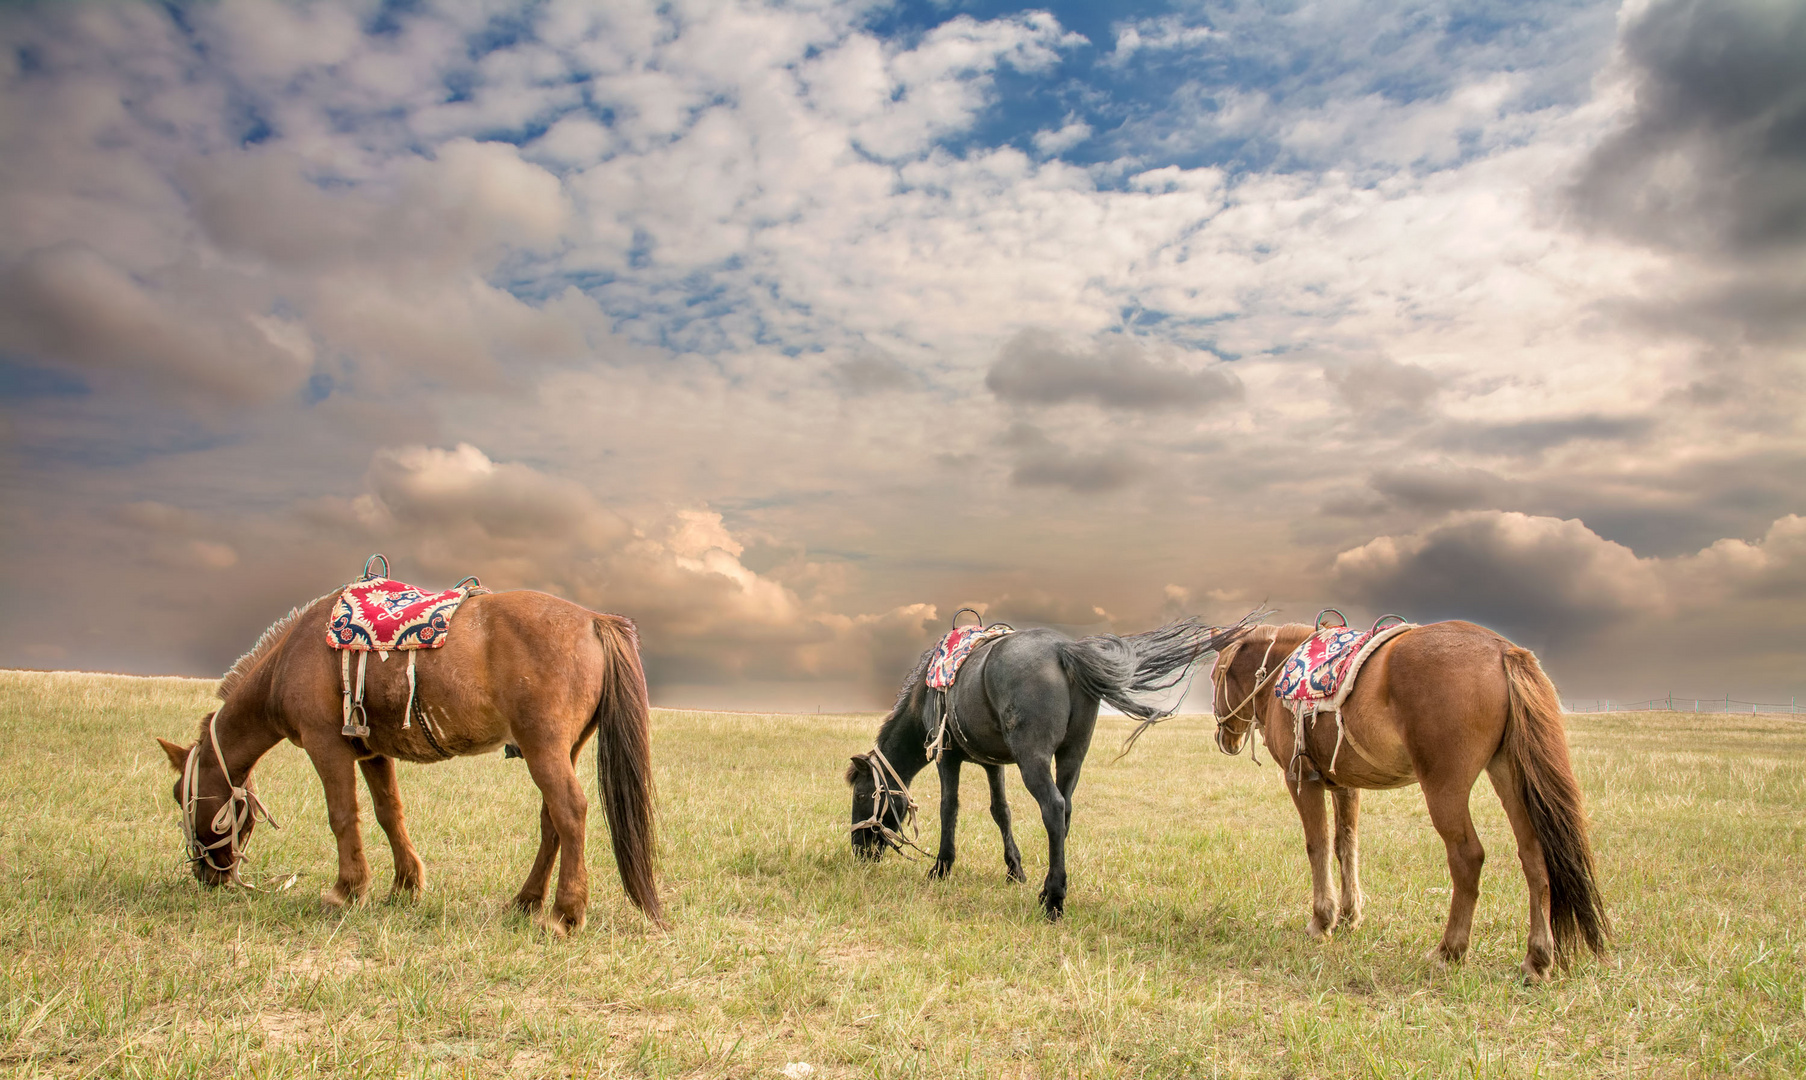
left=155, top=737, right=191, bottom=773
left=844, top=758, right=864, bottom=786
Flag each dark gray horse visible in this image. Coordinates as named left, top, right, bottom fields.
left=846, top=615, right=1254, bottom=918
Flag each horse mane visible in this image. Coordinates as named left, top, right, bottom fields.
left=877, top=644, right=935, bottom=739
left=217, top=590, right=337, bottom=702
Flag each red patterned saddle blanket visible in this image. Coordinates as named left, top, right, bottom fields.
left=926, top=612, right=1015, bottom=689
left=326, top=555, right=483, bottom=652
left=1274, top=610, right=1415, bottom=711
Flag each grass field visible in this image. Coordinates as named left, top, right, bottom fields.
left=1, top=669, right=1803, bottom=1079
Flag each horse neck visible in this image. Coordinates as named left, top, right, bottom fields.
left=874, top=694, right=931, bottom=785
left=205, top=696, right=285, bottom=788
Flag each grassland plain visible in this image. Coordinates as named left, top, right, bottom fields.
left=0, top=669, right=1803, bottom=1079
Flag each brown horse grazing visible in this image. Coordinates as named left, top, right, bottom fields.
left=154, top=588, right=662, bottom=932
left=1211, top=621, right=1607, bottom=981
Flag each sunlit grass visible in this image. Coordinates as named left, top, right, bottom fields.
left=1, top=670, right=1802, bottom=1077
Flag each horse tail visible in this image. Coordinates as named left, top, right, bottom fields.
left=1502, top=645, right=1609, bottom=964
left=1063, top=614, right=1261, bottom=725
left=591, top=614, right=663, bottom=925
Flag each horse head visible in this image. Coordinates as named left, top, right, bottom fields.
left=845, top=751, right=914, bottom=860
left=155, top=711, right=273, bottom=887
left=1211, top=627, right=1277, bottom=757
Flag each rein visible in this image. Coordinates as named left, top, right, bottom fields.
left=181, top=707, right=279, bottom=886
left=849, top=746, right=932, bottom=858
left=1213, top=635, right=1281, bottom=765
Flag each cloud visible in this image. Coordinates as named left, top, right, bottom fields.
left=0, top=245, right=311, bottom=405
left=1328, top=510, right=1806, bottom=693
left=986, top=330, right=1242, bottom=412
left=1032, top=117, right=1092, bottom=155
left=1324, top=356, right=1440, bottom=416
left=1002, top=423, right=1143, bottom=494
left=1570, top=0, right=1806, bottom=257
left=829, top=351, right=914, bottom=395
left=1368, top=465, right=1509, bottom=513
left=1440, top=414, right=1652, bottom=458
left=1332, top=512, right=1661, bottom=651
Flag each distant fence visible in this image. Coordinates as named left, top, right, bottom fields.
left=1563, top=695, right=1802, bottom=717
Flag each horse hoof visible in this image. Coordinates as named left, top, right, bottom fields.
left=1005, top=867, right=1026, bottom=884
left=319, top=882, right=364, bottom=908
left=1425, top=944, right=1464, bottom=969
left=927, top=861, right=952, bottom=880
left=1306, top=922, right=1334, bottom=942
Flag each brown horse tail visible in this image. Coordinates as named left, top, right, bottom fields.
left=1502, top=645, right=1609, bottom=964
left=592, top=614, right=664, bottom=925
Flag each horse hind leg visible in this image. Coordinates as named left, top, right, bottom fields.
left=1289, top=779, right=1338, bottom=940
left=1486, top=756, right=1555, bottom=982
left=1422, top=778, right=1487, bottom=968
left=513, top=727, right=595, bottom=914
left=1017, top=755, right=1068, bottom=919
left=517, top=740, right=591, bottom=936
left=512, top=799, right=560, bottom=915
left=1332, top=787, right=1363, bottom=931
left=985, top=764, right=1025, bottom=882
left=357, top=756, right=424, bottom=899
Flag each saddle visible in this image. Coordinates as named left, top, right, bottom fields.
left=1273, top=609, right=1415, bottom=786
left=923, top=609, right=1014, bottom=762
left=326, top=555, right=485, bottom=747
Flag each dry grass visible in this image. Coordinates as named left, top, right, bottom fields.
left=1, top=669, right=1803, bottom=1078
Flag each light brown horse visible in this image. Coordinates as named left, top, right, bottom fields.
left=1211, top=620, right=1607, bottom=980
left=154, top=588, right=662, bottom=932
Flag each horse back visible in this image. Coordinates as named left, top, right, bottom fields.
left=1347, top=621, right=1515, bottom=775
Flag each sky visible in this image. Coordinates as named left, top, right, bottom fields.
left=1, top=0, right=1803, bottom=710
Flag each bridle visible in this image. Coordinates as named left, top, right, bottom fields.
left=849, top=746, right=931, bottom=858
left=1212, top=633, right=1281, bottom=765
left=180, top=707, right=279, bottom=886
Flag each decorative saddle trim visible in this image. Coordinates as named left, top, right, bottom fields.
left=1274, top=612, right=1416, bottom=786
left=326, top=555, right=483, bottom=748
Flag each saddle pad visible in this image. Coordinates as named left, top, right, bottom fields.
left=327, top=577, right=470, bottom=652
left=1275, top=619, right=1416, bottom=709
left=926, top=624, right=1014, bottom=689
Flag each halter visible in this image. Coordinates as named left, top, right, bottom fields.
left=180, top=707, right=279, bottom=886
left=849, top=746, right=932, bottom=858
left=1212, top=634, right=1281, bottom=765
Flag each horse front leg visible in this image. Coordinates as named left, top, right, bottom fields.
left=1422, top=777, right=1486, bottom=967
left=305, top=739, right=372, bottom=908
left=357, top=756, right=423, bottom=899
left=1332, top=786, right=1363, bottom=930
left=985, top=764, right=1025, bottom=882
left=1017, top=756, right=1068, bottom=920
left=519, top=743, right=589, bottom=935
left=1288, top=778, right=1338, bottom=940
left=930, top=754, right=962, bottom=879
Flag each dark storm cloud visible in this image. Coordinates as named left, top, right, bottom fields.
left=1331, top=511, right=1657, bottom=651
left=1570, top=0, right=1806, bottom=256
left=986, top=329, right=1242, bottom=412
left=1003, top=423, right=1144, bottom=494
left=1440, top=414, right=1651, bottom=457
left=1324, top=357, right=1440, bottom=416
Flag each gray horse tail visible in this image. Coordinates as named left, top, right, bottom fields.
left=1060, top=613, right=1262, bottom=727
